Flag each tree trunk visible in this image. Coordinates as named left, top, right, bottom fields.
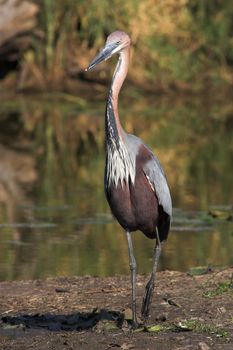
left=0, top=0, right=39, bottom=58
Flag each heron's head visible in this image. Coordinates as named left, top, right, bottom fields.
left=86, top=31, right=131, bottom=71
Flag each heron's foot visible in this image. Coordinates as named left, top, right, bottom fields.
left=131, top=318, right=138, bottom=329
left=130, top=308, right=138, bottom=329
left=141, top=278, right=154, bottom=319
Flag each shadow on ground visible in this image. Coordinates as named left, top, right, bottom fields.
left=1, top=309, right=124, bottom=332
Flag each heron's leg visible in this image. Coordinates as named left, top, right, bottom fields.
left=141, top=228, right=161, bottom=319
left=125, top=231, right=138, bottom=328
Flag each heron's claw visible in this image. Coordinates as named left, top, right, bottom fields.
left=131, top=319, right=138, bottom=329
left=141, top=278, right=154, bottom=319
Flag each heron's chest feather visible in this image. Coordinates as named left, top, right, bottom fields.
left=106, top=141, right=136, bottom=188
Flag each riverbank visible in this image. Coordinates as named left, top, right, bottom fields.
left=0, top=268, right=232, bottom=349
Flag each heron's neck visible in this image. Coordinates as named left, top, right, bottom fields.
left=105, top=47, right=130, bottom=146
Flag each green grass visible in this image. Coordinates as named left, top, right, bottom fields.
left=135, top=320, right=229, bottom=338
left=203, top=281, right=233, bottom=298
left=177, top=320, right=229, bottom=338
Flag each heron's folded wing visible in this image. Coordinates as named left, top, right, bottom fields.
left=143, top=156, right=172, bottom=241
left=143, top=156, right=172, bottom=218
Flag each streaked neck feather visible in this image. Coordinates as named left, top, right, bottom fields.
left=105, top=46, right=134, bottom=188
left=106, top=138, right=136, bottom=188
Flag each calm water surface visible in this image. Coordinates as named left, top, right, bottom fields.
left=0, top=90, right=232, bottom=280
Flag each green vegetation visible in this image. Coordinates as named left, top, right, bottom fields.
left=203, top=281, right=233, bottom=298
left=133, top=320, right=229, bottom=337
left=144, top=324, right=170, bottom=333
left=174, top=320, right=229, bottom=338
left=187, top=266, right=213, bottom=276
left=9, top=0, right=233, bottom=91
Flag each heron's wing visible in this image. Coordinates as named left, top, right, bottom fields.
left=143, top=155, right=172, bottom=217
left=126, top=133, right=172, bottom=218
left=143, top=154, right=172, bottom=241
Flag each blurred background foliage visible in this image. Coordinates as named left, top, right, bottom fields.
left=1, top=0, right=233, bottom=91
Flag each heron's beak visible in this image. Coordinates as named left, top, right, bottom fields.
left=85, top=42, right=120, bottom=71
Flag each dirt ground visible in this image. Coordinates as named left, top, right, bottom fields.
left=0, top=268, right=232, bottom=350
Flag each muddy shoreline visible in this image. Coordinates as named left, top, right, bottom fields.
left=0, top=268, right=232, bottom=349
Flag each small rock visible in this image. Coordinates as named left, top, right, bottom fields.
left=156, top=313, right=167, bottom=322
left=123, top=308, right=132, bottom=321
left=218, top=307, right=226, bottom=314
left=121, top=343, right=134, bottom=350
left=198, top=342, right=210, bottom=350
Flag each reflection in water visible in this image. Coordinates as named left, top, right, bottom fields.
left=0, top=92, right=232, bottom=280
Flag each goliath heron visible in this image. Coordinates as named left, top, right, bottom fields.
left=86, top=31, right=172, bottom=328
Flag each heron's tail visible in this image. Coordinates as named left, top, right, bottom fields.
left=157, top=206, right=171, bottom=242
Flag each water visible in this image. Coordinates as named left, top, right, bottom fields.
left=0, top=90, right=232, bottom=280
